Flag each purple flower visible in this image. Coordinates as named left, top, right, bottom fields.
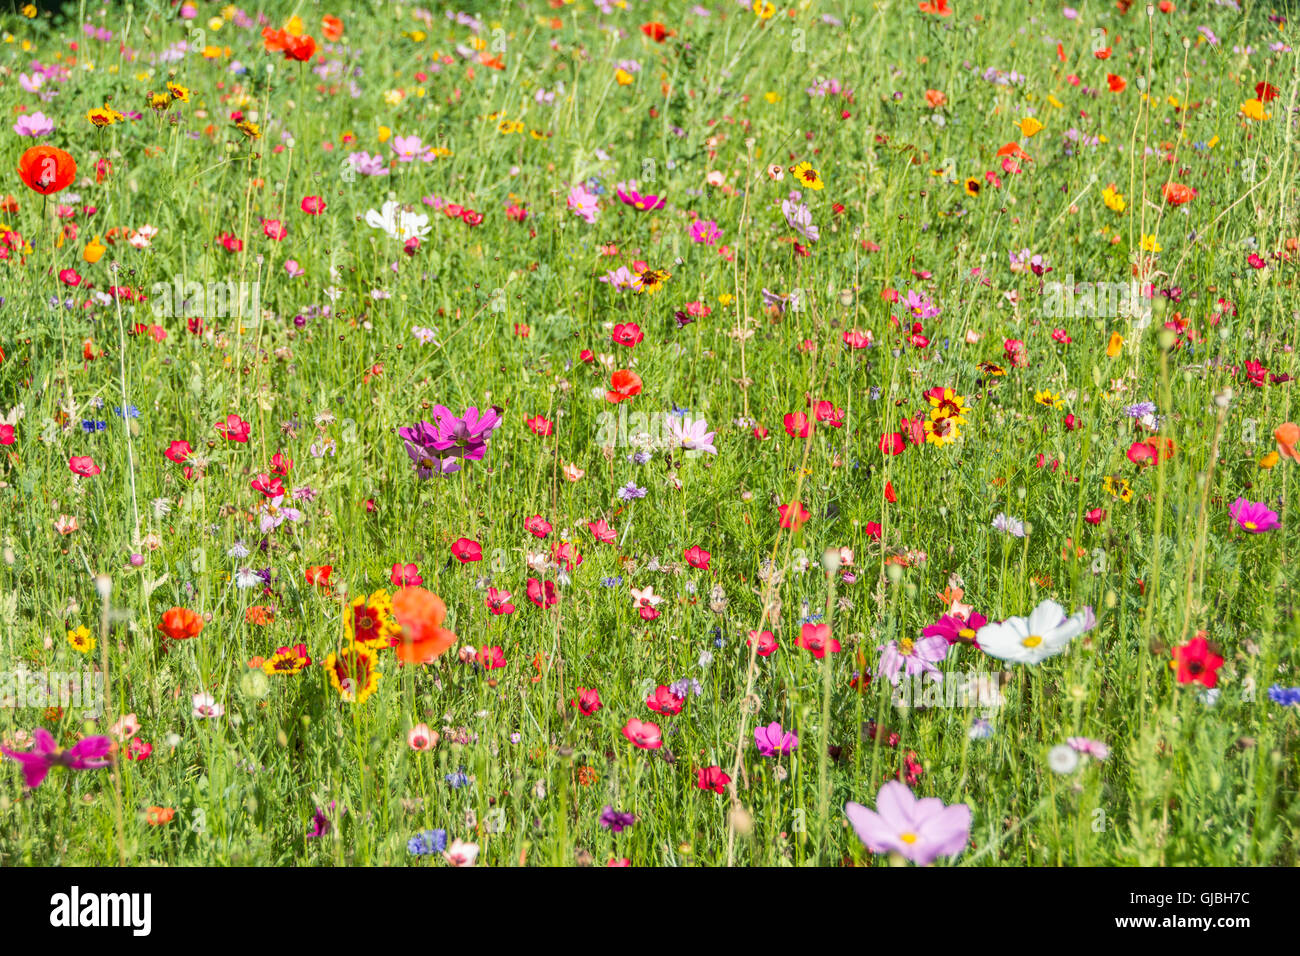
left=13, top=112, right=54, bottom=137
left=1, top=727, right=112, bottom=789
left=753, top=721, right=798, bottom=757
left=598, top=806, right=636, bottom=832
left=845, top=780, right=971, bottom=865
left=1228, top=497, right=1280, bottom=533
left=877, top=635, right=949, bottom=686
left=616, top=182, right=665, bottom=212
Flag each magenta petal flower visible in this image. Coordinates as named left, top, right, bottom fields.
left=1228, top=496, right=1279, bottom=533
left=753, top=721, right=799, bottom=757
left=845, top=781, right=971, bottom=865
left=1, top=727, right=112, bottom=790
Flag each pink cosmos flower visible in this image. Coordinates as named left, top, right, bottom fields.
left=845, top=780, right=971, bottom=865
left=1, top=727, right=112, bottom=789
left=1228, top=497, right=1280, bottom=533
left=877, top=634, right=949, bottom=686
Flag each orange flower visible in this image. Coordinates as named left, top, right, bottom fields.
left=321, top=14, right=344, bottom=42
left=924, top=89, right=947, bottom=108
left=1162, top=182, right=1197, bottom=205
left=1106, top=73, right=1126, bottom=93
left=262, top=27, right=316, bottom=61
left=605, top=369, right=643, bottom=404
left=305, top=565, right=332, bottom=587
left=146, top=806, right=175, bottom=826
left=245, top=605, right=275, bottom=625
left=995, top=142, right=1031, bottom=161
left=158, top=606, right=204, bottom=641
left=390, top=587, right=457, bottom=665
left=1276, top=422, right=1300, bottom=462
left=17, top=145, right=76, bottom=195
left=919, top=0, right=952, bottom=14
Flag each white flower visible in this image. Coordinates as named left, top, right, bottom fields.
left=365, top=200, right=431, bottom=242
left=991, top=512, right=1026, bottom=537
left=975, top=599, right=1095, bottom=665
left=1047, top=744, right=1079, bottom=774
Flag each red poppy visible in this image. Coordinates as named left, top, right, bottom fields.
left=321, top=14, right=344, bottom=42
left=778, top=501, right=810, bottom=531
left=1171, top=632, right=1223, bottom=689
left=391, top=587, right=457, bottom=665
left=305, top=565, right=332, bottom=587
left=1106, top=74, right=1126, bottom=93
left=18, top=145, right=76, bottom=195
left=572, top=687, right=602, bottom=716
left=262, top=28, right=317, bottom=62
left=451, top=537, right=483, bottom=563
left=640, top=22, right=674, bottom=42
left=695, top=765, right=731, bottom=794
left=1162, top=182, right=1197, bottom=205
left=68, top=455, right=100, bottom=477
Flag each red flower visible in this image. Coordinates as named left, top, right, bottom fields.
left=526, top=577, right=558, bottom=608
left=305, top=565, right=332, bottom=587
left=300, top=195, right=326, bottom=215
left=451, top=538, right=483, bottom=563
left=572, top=687, right=603, bottom=716
left=747, top=629, right=778, bottom=657
left=165, top=440, right=192, bottom=464
left=475, top=646, right=506, bottom=670
left=778, top=501, right=810, bottom=531
left=215, top=414, right=251, bottom=443
left=695, top=765, right=731, bottom=794
left=525, top=515, right=552, bottom=538
left=1162, top=182, right=1197, bottom=206
left=1172, top=633, right=1223, bottom=689
left=612, top=322, right=643, bottom=347
left=68, top=455, right=100, bottom=477
left=158, top=606, right=204, bottom=641
left=646, top=685, right=685, bottom=715
left=879, top=432, right=905, bottom=455
left=622, top=718, right=663, bottom=749
left=1085, top=508, right=1107, bottom=525
left=783, top=412, right=812, bottom=438
left=796, top=622, right=841, bottom=659
left=684, top=545, right=711, bottom=570
left=640, top=22, right=674, bottom=42
left=525, top=415, right=553, bottom=436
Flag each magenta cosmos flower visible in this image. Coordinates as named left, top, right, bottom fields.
left=845, top=780, right=971, bottom=865
left=1, top=727, right=112, bottom=789
left=1228, top=497, right=1280, bottom=533
left=754, top=721, right=798, bottom=757
left=615, top=182, right=665, bottom=211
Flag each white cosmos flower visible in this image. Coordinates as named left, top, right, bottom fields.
left=365, top=200, right=431, bottom=242
left=975, top=599, right=1095, bottom=665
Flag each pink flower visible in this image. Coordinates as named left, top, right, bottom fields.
left=215, top=414, right=251, bottom=442
left=645, top=685, right=685, bottom=715
left=408, top=723, right=438, bottom=750
left=845, top=780, right=971, bottom=865
left=390, top=563, right=423, bottom=586
left=527, top=577, right=557, bottom=608
left=525, top=515, right=552, bottom=538
left=68, top=455, right=100, bottom=477
left=622, top=718, right=662, bottom=749
left=747, top=629, right=778, bottom=657
left=572, top=687, right=602, bottom=716
left=485, top=587, right=515, bottom=615
left=796, top=622, right=841, bottom=659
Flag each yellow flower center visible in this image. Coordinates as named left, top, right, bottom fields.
left=899, top=832, right=918, bottom=844
left=898, top=637, right=915, bottom=656
left=1244, top=520, right=1257, bottom=530
left=1022, top=635, right=1043, bottom=648
left=959, top=628, right=976, bottom=640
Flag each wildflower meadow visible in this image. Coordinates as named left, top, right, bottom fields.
left=1, top=0, right=1299, bottom=874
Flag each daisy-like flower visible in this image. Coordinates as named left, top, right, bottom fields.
left=1228, top=497, right=1280, bottom=533
left=1033, top=389, right=1065, bottom=409
left=631, top=267, right=670, bottom=295
left=789, top=161, right=824, bottom=190
left=845, top=780, right=971, bottom=866
left=67, top=625, right=95, bottom=654
left=975, top=599, right=1095, bottom=665
left=262, top=643, right=313, bottom=676
left=346, top=591, right=401, bottom=648
left=323, top=644, right=382, bottom=704
left=365, top=200, right=431, bottom=242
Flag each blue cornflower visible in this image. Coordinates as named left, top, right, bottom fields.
left=114, top=405, right=140, bottom=418
left=445, top=769, right=470, bottom=789
left=617, top=483, right=647, bottom=501
left=1268, top=684, right=1300, bottom=707
left=407, top=829, right=448, bottom=855
left=600, top=576, right=623, bottom=587
left=1123, top=401, right=1157, bottom=419
left=81, top=420, right=107, bottom=433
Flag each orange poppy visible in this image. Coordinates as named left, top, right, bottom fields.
left=390, top=587, right=457, bottom=665
left=321, top=15, right=343, bottom=42
left=996, top=142, right=1031, bottom=161
left=605, top=369, right=643, bottom=404
left=919, top=0, right=952, bottom=14
left=158, top=606, right=204, bottom=641
left=146, top=806, right=175, bottom=826
left=262, top=27, right=316, bottom=61
left=1276, top=422, right=1300, bottom=462
left=1106, top=73, right=1126, bottom=93
left=305, top=565, right=332, bottom=587
left=17, top=145, right=76, bottom=195
left=1162, top=182, right=1197, bottom=205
